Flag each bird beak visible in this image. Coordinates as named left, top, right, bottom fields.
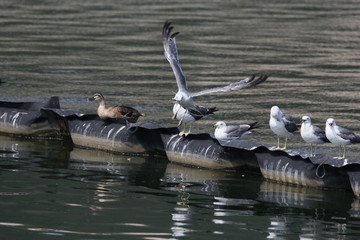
left=170, top=98, right=177, bottom=103
left=328, top=123, right=333, bottom=127
left=213, top=123, right=217, bottom=128
left=88, top=97, right=95, bottom=102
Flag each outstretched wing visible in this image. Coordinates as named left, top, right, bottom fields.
left=190, top=75, right=268, bottom=97
left=162, top=21, right=188, bottom=92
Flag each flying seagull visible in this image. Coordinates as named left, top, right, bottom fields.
left=269, top=106, right=298, bottom=150
left=325, top=118, right=360, bottom=159
left=300, top=116, right=329, bottom=156
left=213, top=121, right=258, bottom=141
left=173, top=102, right=217, bottom=136
left=162, top=21, right=268, bottom=122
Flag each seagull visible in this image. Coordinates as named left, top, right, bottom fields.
left=213, top=121, right=258, bottom=141
left=325, top=118, right=360, bottom=159
left=300, top=116, right=329, bottom=156
left=269, top=106, right=298, bottom=150
left=162, top=21, right=268, bottom=119
left=173, top=102, right=217, bottom=136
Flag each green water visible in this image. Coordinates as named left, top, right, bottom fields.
left=1, top=0, right=360, bottom=239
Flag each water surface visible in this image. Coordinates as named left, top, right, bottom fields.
left=1, top=0, right=360, bottom=239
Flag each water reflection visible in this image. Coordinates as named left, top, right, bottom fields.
left=1, top=134, right=360, bottom=239
left=161, top=163, right=234, bottom=195
left=258, top=180, right=325, bottom=208
left=2, top=0, right=360, bottom=238
left=0, top=135, right=71, bottom=168
left=70, top=147, right=147, bottom=176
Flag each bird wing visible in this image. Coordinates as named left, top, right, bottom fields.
left=162, top=21, right=188, bottom=92
left=283, top=114, right=298, bottom=133
left=313, top=126, right=330, bottom=142
left=223, top=125, right=243, bottom=137
left=190, top=75, right=268, bottom=97
left=115, top=106, right=142, bottom=117
left=336, top=126, right=360, bottom=143
left=188, top=105, right=217, bottom=118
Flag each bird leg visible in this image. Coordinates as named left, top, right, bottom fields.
left=309, top=144, right=313, bottom=156
left=184, top=123, right=192, bottom=136
left=178, top=109, right=188, bottom=136
left=178, top=118, right=183, bottom=126
left=312, top=145, right=317, bottom=157
left=273, top=135, right=282, bottom=150
left=281, top=138, right=288, bottom=150
left=309, top=144, right=316, bottom=157
left=172, top=106, right=181, bottom=120
left=339, top=146, right=346, bottom=159
left=335, top=146, right=345, bottom=159
left=179, top=122, right=186, bottom=136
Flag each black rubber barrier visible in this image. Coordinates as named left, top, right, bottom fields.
left=0, top=97, right=359, bottom=197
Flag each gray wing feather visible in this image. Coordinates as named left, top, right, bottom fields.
left=313, top=125, right=329, bottom=142
left=337, top=126, right=360, bottom=143
left=190, top=75, right=268, bottom=97
left=283, top=114, right=298, bottom=133
left=224, top=125, right=244, bottom=136
left=224, top=125, right=254, bottom=138
left=162, top=21, right=188, bottom=92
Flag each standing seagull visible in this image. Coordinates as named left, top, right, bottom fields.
left=300, top=116, right=329, bottom=156
left=213, top=121, right=258, bottom=141
left=325, top=118, right=360, bottom=159
left=173, top=102, right=217, bottom=136
left=269, top=106, right=298, bottom=150
left=162, top=21, right=268, bottom=120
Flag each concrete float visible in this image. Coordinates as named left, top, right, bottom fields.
left=0, top=97, right=359, bottom=196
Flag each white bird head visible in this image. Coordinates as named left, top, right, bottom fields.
left=172, top=92, right=194, bottom=109
left=301, top=116, right=312, bottom=125
left=326, top=118, right=336, bottom=128
left=172, top=92, right=183, bottom=102
left=214, top=121, right=226, bottom=128
left=270, top=106, right=282, bottom=119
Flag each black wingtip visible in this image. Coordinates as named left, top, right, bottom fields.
left=249, top=121, right=259, bottom=130
left=162, top=20, right=180, bottom=40
left=208, top=107, right=218, bottom=114
left=250, top=74, right=268, bottom=86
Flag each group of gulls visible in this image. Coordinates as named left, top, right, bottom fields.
left=270, top=106, right=360, bottom=159
left=87, top=21, right=359, bottom=160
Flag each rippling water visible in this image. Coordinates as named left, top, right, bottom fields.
left=1, top=0, right=360, bottom=239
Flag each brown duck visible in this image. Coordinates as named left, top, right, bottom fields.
left=88, top=93, right=144, bottom=123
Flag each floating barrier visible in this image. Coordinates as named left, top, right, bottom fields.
left=0, top=97, right=359, bottom=197
left=159, top=134, right=258, bottom=169
left=255, top=148, right=350, bottom=189
left=0, top=96, right=68, bottom=138
left=48, top=108, right=174, bottom=154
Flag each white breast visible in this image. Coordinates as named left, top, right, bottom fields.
left=214, top=127, right=228, bottom=140
left=326, top=126, right=350, bottom=146
left=301, top=124, right=321, bottom=144
left=269, top=118, right=293, bottom=138
left=173, top=103, right=195, bottom=123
